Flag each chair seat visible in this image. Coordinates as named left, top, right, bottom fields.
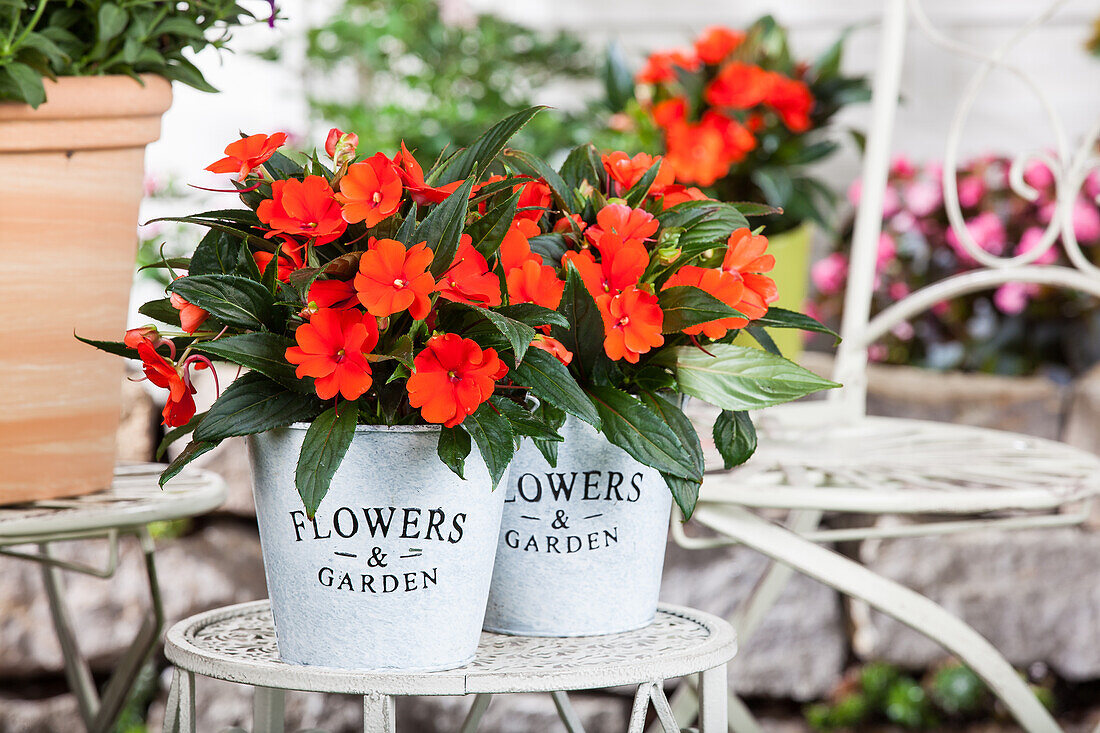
left=700, top=415, right=1100, bottom=515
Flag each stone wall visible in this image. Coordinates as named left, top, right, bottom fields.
left=4, top=359, right=1100, bottom=730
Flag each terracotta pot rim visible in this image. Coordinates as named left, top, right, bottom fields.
left=0, top=73, right=173, bottom=122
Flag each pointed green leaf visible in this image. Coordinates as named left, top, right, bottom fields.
left=437, top=425, right=472, bottom=480
left=159, top=440, right=217, bottom=487
left=657, top=286, right=746, bottom=334
left=466, top=190, right=520, bottom=258
left=754, top=307, right=840, bottom=344
left=585, top=385, right=700, bottom=481
left=713, top=410, right=757, bottom=470
left=194, top=373, right=320, bottom=442
left=511, top=347, right=600, bottom=428
left=550, top=266, right=603, bottom=376
left=168, top=274, right=275, bottom=330
left=193, top=332, right=307, bottom=390
left=461, top=403, right=516, bottom=488
left=296, top=402, right=359, bottom=517
left=417, top=176, right=478, bottom=278
left=663, top=344, right=840, bottom=411
left=436, top=106, right=546, bottom=184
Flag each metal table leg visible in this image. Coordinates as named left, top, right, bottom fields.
left=253, top=687, right=286, bottom=733
left=698, top=666, right=728, bottom=733
left=162, top=668, right=196, bottom=733
left=38, top=527, right=165, bottom=733
left=363, top=693, right=396, bottom=733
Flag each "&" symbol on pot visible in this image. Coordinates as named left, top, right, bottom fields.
left=366, top=546, right=388, bottom=568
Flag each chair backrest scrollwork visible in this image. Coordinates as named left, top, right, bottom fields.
left=829, top=0, right=1100, bottom=417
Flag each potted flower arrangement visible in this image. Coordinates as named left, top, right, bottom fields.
left=600, top=18, right=869, bottom=359
left=482, top=146, right=839, bottom=636
left=83, top=110, right=606, bottom=671
left=0, top=1, right=264, bottom=505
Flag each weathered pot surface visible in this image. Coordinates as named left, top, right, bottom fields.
left=484, top=415, right=672, bottom=636
left=249, top=424, right=506, bottom=671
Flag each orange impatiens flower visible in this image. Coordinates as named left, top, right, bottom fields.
left=285, top=308, right=379, bottom=401
left=601, top=151, right=675, bottom=197
left=308, top=278, right=359, bottom=310
left=506, top=259, right=565, bottom=311
left=693, top=26, right=745, bottom=65
left=636, top=49, right=700, bottom=85
left=257, top=176, right=347, bottom=245
left=722, top=228, right=778, bottom=320
left=254, top=246, right=305, bottom=283
left=563, top=233, right=648, bottom=298
left=391, top=142, right=463, bottom=205
left=170, top=289, right=209, bottom=334
left=436, top=240, right=502, bottom=307
left=705, top=62, right=776, bottom=110
left=663, top=113, right=754, bottom=187
left=663, top=266, right=748, bottom=339
left=335, top=153, right=403, bottom=227
left=597, top=286, right=665, bottom=363
left=406, top=333, right=508, bottom=427
left=354, top=238, right=436, bottom=320
left=658, top=184, right=710, bottom=210
left=499, top=218, right=543, bottom=271
left=137, top=342, right=196, bottom=427
left=766, top=76, right=815, bottom=133
left=205, top=132, right=288, bottom=182
left=531, top=334, right=573, bottom=365
left=584, top=204, right=659, bottom=247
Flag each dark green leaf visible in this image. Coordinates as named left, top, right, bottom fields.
left=194, top=373, right=319, bottom=442
left=511, top=347, right=599, bottom=427
left=730, top=201, right=783, bottom=218
left=754, top=306, right=840, bottom=344
left=462, top=402, right=516, bottom=488
left=466, top=190, right=520, bottom=258
left=746, top=325, right=781, bottom=355
left=417, top=176, right=478, bottom=278
left=559, top=143, right=605, bottom=194
left=296, top=402, right=359, bottom=518
left=194, top=332, right=306, bottom=390
left=159, top=440, right=217, bottom=487
left=639, top=391, right=704, bottom=517
left=528, top=233, right=569, bottom=264
left=550, top=266, right=603, bottom=376
left=436, top=106, right=546, bottom=184
left=503, top=149, right=574, bottom=213
left=662, top=474, right=701, bottom=521
left=189, top=230, right=252, bottom=277
left=657, top=286, right=746, bottom=334
left=491, top=396, right=564, bottom=443
left=602, top=42, right=635, bottom=112
left=74, top=334, right=137, bottom=359
left=395, top=202, right=418, bottom=245
left=662, top=344, right=839, bottom=411
left=168, top=274, right=275, bottom=330
left=585, top=385, right=701, bottom=481
left=156, top=411, right=207, bottom=461
left=622, top=160, right=662, bottom=208
left=462, top=305, right=536, bottom=366
left=713, top=410, right=757, bottom=470
left=138, top=298, right=182, bottom=327
left=437, top=425, right=472, bottom=480
left=496, top=303, right=568, bottom=330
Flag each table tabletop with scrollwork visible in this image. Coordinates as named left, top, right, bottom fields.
left=162, top=599, right=736, bottom=733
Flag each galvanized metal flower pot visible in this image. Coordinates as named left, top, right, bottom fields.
left=484, top=416, right=672, bottom=636
left=248, top=424, right=505, bottom=671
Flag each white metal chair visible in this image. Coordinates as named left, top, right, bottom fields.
left=664, top=2, right=1100, bottom=732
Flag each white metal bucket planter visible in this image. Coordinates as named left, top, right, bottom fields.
left=484, top=416, right=672, bottom=636
left=248, top=424, right=506, bottom=671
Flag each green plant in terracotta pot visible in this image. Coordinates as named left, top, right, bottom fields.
left=0, top=1, right=267, bottom=505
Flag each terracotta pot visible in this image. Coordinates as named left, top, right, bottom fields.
left=0, top=75, right=172, bottom=505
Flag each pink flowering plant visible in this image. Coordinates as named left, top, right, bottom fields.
left=810, top=155, right=1100, bottom=376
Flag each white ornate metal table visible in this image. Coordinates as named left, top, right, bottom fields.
left=0, top=463, right=227, bottom=733
left=162, top=599, right=736, bottom=733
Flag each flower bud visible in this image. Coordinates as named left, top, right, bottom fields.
left=324, top=127, right=359, bottom=167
